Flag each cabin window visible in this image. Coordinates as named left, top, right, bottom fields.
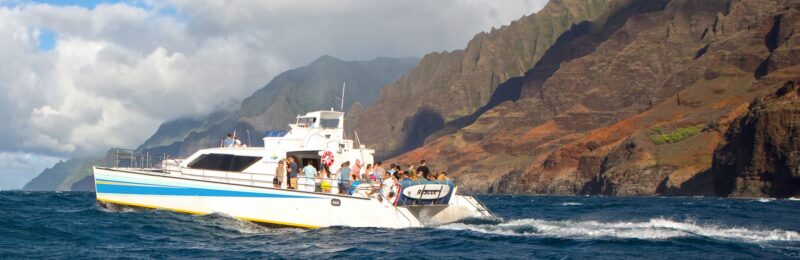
left=297, top=117, right=316, bottom=127
left=188, top=154, right=261, bottom=172
left=320, top=118, right=339, bottom=128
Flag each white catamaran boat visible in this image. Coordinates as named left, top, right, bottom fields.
left=93, top=109, right=493, bottom=228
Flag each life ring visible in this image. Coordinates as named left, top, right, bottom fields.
left=321, top=151, right=335, bottom=167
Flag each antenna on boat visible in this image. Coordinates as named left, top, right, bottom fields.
left=354, top=130, right=365, bottom=162
left=247, top=129, right=251, bottom=147
left=339, top=81, right=346, bottom=111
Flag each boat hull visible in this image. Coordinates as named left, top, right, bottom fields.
left=94, top=167, right=424, bottom=228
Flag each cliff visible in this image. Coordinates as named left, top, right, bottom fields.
left=390, top=0, right=800, bottom=197
left=350, top=0, right=616, bottom=158
left=712, top=79, right=800, bottom=198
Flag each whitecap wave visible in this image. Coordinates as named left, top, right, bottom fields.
left=755, top=198, right=775, bottom=203
left=560, top=202, right=582, bottom=206
left=438, top=218, right=800, bottom=243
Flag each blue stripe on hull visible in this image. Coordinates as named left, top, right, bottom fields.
left=95, top=179, right=318, bottom=199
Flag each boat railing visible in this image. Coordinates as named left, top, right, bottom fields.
left=105, top=149, right=436, bottom=202
left=110, top=148, right=173, bottom=172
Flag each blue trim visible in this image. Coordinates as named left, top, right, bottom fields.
left=96, top=178, right=183, bottom=188
left=96, top=180, right=318, bottom=199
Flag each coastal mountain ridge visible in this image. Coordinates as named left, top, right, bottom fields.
left=389, top=0, right=800, bottom=198
left=23, top=55, right=419, bottom=191
left=348, top=0, right=616, bottom=158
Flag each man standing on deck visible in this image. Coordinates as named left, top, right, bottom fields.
left=287, top=157, right=298, bottom=190
left=416, top=160, right=430, bottom=180
left=302, top=161, right=318, bottom=192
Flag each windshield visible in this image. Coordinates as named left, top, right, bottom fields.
left=320, top=118, right=339, bottom=128
left=297, top=117, right=315, bottom=127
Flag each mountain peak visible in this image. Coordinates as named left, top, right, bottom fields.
left=312, top=55, right=343, bottom=64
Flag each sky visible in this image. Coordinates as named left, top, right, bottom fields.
left=0, top=0, right=549, bottom=189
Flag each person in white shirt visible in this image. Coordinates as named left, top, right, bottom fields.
left=381, top=171, right=397, bottom=199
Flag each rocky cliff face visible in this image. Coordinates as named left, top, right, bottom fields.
left=713, top=79, right=800, bottom=198
left=350, top=0, right=616, bottom=158
left=390, top=0, right=800, bottom=197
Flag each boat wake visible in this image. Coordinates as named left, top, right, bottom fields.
left=439, top=218, right=800, bottom=243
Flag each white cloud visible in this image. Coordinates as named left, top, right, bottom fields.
left=0, top=0, right=547, bottom=188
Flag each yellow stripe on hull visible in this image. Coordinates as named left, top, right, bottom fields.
left=96, top=197, right=320, bottom=229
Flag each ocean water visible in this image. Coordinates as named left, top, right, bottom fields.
left=1, top=192, right=799, bottom=259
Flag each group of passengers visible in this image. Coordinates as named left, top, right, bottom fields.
left=272, top=157, right=448, bottom=197
left=221, top=133, right=247, bottom=147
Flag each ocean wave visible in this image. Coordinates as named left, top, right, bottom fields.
left=438, top=218, right=800, bottom=243
left=193, top=213, right=281, bottom=234
left=560, top=202, right=582, bottom=206
left=755, top=198, right=775, bottom=203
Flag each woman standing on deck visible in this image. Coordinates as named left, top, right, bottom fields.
left=274, top=159, right=286, bottom=188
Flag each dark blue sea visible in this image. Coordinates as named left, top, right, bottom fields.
left=1, top=192, right=799, bottom=259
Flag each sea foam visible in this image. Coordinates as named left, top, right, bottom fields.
left=439, top=218, right=800, bottom=243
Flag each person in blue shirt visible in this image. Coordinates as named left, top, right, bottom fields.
left=222, top=133, right=233, bottom=147
left=287, top=157, right=298, bottom=190
left=302, top=161, right=317, bottom=192
left=338, top=161, right=351, bottom=195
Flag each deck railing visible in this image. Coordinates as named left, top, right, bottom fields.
left=105, top=148, right=451, bottom=206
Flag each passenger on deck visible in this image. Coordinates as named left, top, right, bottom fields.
left=381, top=170, right=397, bottom=199
left=426, top=171, right=436, bottom=181
left=409, top=170, right=420, bottom=181
left=388, top=163, right=397, bottom=175
left=274, top=159, right=285, bottom=188
left=234, top=136, right=242, bottom=147
left=287, top=157, right=298, bottom=190
left=364, top=164, right=373, bottom=180
left=393, top=170, right=402, bottom=182
left=320, top=165, right=332, bottom=193
left=338, top=161, right=351, bottom=195
left=407, top=163, right=415, bottom=176
left=437, top=171, right=448, bottom=181
left=301, top=160, right=317, bottom=192
left=372, top=161, right=385, bottom=182
left=416, top=160, right=431, bottom=180
left=351, top=159, right=362, bottom=181
left=402, top=171, right=411, bottom=181
left=222, top=133, right=233, bottom=147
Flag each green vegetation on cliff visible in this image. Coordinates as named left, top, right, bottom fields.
left=649, top=124, right=705, bottom=145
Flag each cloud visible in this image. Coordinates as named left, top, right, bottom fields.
left=0, top=0, right=547, bottom=188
